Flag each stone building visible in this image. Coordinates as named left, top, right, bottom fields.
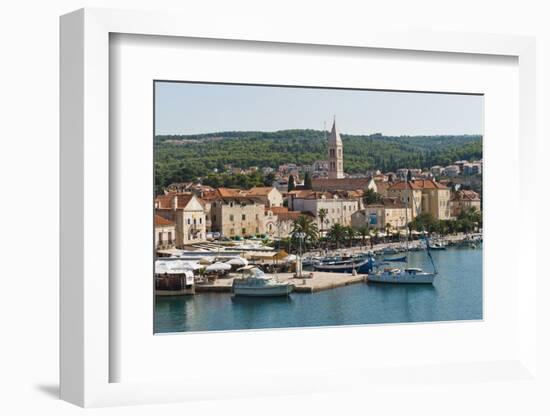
left=351, top=198, right=412, bottom=231
left=450, top=189, right=481, bottom=217
left=288, top=190, right=362, bottom=229
left=155, top=193, right=207, bottom=247
left=413, top=179, right=452, bottom=220
left=386, top=181, right=423, bottom=219
left=244, top=186, right=284, bottom=207
left=154, top=215, right=176, bottom=250
left=269, top=207, right=311, bottom=239
left=210, top=195, right=268, bottom=238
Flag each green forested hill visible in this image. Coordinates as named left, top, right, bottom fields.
left=154, top=130, right=482, bottom=191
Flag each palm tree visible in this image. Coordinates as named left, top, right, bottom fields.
left=384, top=223, right=393, bottom=242
left=357, top=225, right=370, bottom=248
left=318, top=208, right=328, bottom=236
left=326, top=223, right=346, bottom=249
left=290, top=214, right=319, bottom=251
left=345, top=226, right=356, bottom=248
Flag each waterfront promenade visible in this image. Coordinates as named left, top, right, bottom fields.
left=195, top=271, right=365, bottom=294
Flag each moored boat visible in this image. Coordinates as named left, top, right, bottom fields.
left=313, top=256, right=374, bottom=274
left=367, top=267, right=435, bottom=284
left=383, top=255, right=408, bottom=262
left=232, top=266, right=294, bottom=297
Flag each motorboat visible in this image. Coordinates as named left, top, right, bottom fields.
left=428, top=242, right=446, bottom=250
left=367, top=267, right=435, bottom=284
left=232, top=266, right=294, bottom=297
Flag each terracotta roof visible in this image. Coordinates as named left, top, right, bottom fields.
left=366, top=197, right=406, bottom=209
left=155, top=214, right=174, bottom=226
left=155, top=193, right=195, bottom=209
left=453, top=190, right=480, bottom=201
left=311, top=177, right=373, bottom=189
left=387, top=181, right=422, bottom=191
left=270, top=207, right=290, bottom=214
left=375, top=182, right=390, bottom=192
left=276, top=211, right=306, bottom=221
left=246, top=187, right=276, bottom=196
left=217, top=187, right=242, bottom=197
left=200, top=190, right=221, bottom=201
left=412, top=179, right=448, bottom=190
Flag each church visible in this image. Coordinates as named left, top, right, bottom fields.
left=311, top=119, right=376, bottom=192
left=327, top=118, right=344, bottom=179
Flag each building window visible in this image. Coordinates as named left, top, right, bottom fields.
left=199, top=218, right=202, bottom=224
left=187, top=219, right=191, bottom=225
left=230, top=228, right=234, bottom=235
left=242, top=214, right=246, bottom=220
left=242, top=228, right=246, bottom=235
left=229, top=214, right=234, bottom=221
left=255, top=227, right=259, bottom=234
left=158, top=232, right=163, bottom=243
left=167, top=232, right=172, bottom=243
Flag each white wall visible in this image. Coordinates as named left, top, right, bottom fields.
left=0, top=1, right=548, bottom=415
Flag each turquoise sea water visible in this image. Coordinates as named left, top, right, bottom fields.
left=154, top=245, right=482, bottom=333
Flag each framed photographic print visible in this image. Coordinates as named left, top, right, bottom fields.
left=152, top=81, right=483, bottom=334
left=60, top=8, right=538, bottom=408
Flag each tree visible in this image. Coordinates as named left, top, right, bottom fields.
left=344, top=226, right=356, bottom=248
left=326, top=223, right=346, bottom=249
left=384, top=223, right=393, bottom=241
left=363, top=188, right=382, bottom=205
left=288, top=174, right=296, bottom=192
left=410, top=212, right=437, bottom=234
left=290, top=214, right=319, bottom=250
left=303, top=172, right=312, bottom=189
left=318, top=208, right=328, bottom=234
left=407, top=169, right=413, bottom=182
left=357, top=225, right=370, bottom=248
left=263, top=172, right=276, bottom=186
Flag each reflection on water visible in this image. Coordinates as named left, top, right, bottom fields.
left=154, top=246, right=482, bottom=333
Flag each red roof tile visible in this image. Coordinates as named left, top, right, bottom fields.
left=270, top=207, right=290, bottom=214
left=412, top=179, right=448, bottom=189
left=387, top=181, right=422, bottom=191
left=155, top=214, right=174, bottom=226
left=155, top=193, right=195, bottom=209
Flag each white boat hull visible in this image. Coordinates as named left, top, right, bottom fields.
left=368, top=271, right=435, bottom=284
left=232, top=284, right=294, bottom=297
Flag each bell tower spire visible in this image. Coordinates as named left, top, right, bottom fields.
left=327, top=117, right=344, bottom=179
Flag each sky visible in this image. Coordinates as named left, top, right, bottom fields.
left=154, top=81, right=484, bottom=136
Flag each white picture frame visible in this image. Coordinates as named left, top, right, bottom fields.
left=60, top=8, right=538, bottom=407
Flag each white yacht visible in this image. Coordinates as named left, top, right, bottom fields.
left=232, top=266, right=294, bottom=297
left=367, top=267, right=436, bottom=284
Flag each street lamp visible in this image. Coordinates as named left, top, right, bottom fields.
left=295, top=231, right=306, bottom=278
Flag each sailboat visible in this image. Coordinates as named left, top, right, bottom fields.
left=367, top=181, right=438, bottom=284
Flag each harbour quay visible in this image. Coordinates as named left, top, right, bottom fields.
left=195, top=271, right=366, bottom=294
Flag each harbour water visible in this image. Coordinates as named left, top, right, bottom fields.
left=154, top=245, right=482, bottom=333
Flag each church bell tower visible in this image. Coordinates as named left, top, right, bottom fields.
left=327, top=118, right=344, bottom=179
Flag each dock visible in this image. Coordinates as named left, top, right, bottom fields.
left=194, top=271, right=366, bottom=294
